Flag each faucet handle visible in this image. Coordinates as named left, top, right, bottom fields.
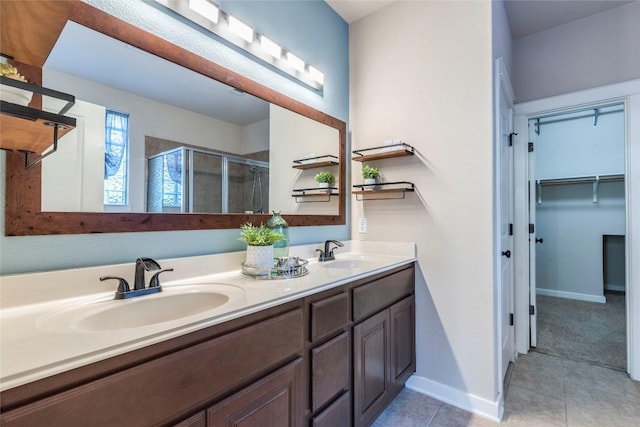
left=100, top=276, right=130, bottom=293
left=149, top=268, right=174, bottom=288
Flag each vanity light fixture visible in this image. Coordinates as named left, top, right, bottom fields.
left=154, top=0, right=324, bottom=92
left=260, top=35, right=282, bottom=59
left=188, top=0, right=219, bottom=24
left=308, top=65, right=325, bottom=85
left=228, top=15, right=254, bottom=43
left=286, top=52, right=305, bottom=73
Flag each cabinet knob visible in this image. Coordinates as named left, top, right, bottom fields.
left=501, top=250, right=511, bottom=258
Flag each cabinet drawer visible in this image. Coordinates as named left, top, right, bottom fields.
left=310, top=292, right=349, bottom=342
left=311, top=391, right=350, bottom=427
left=1, top=309, right=303, bottom=427
left=311, top=332, right=349, bottom=411
left=353, top=266, right=414, bottom=322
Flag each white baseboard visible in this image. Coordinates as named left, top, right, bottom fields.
left=605, top=284, right=626, bottom=292
left=405, top=374, right=503, bottom=422
left=536, top=288, right=606, bottom=303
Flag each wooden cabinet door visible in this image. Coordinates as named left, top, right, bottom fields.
left=174, top=411, right=206, bottom=427
left=353, top=310, right=390, bottom=427
left=390, top=296, right=415, bottom=395
left=207, top=358, right=303, bottom=427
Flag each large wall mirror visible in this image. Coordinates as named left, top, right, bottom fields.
left=4, top=2, right=346, bottom=236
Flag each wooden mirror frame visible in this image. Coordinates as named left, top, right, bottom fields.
left=4, top=2, right=346, bottom=236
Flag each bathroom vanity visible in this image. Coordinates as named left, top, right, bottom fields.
left=0, top=242, right=415, bottom=426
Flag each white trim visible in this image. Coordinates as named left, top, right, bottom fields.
left=515, top=80, right=640, bottom=115
left=513, top=114, right=530, bottom=355
left=493, top=57, right=515, bottom=405
left=537, top=288, right=606, bottom=304
left=513, top=79, right=640, bottom=380
left=627, top=93, right=640, bottom=380
left=406, top=374, right=502, bottom=422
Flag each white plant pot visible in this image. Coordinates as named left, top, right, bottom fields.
left=245, top=245, right=274, bottom=269
left=364, top=178, right=377, bottom=191
left=318, top=182, right=330, bottom=193
left=0, top=85, right=33, bottom=106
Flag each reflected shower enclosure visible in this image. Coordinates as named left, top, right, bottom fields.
left=147, top=147, right=269, bottom=213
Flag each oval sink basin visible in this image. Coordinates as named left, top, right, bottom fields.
left=321, top=259, right=376, bottom=269
left=38, top=284, right=245, bottom=332
left=77, top=292, right=229, bottom=331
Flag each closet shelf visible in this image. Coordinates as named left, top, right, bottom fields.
left=352, top=143, right=414, bottom=162
left=291, top=186, right=339, bottom=203
left=536, top=173, right=624, bottom=204
left=352, top=181, right=415, bottom=201
left=292, top=155, right=338, bottom=170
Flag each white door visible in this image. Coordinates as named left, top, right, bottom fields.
left=528, top=122, right=538, bottom=347
left=498, top=61, right=515, bottom=378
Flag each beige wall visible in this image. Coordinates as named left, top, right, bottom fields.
left=350, top=0, right=497, bottom=409
left=269, top=104, right=340, bottom=215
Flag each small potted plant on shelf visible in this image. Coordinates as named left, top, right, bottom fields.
left=361, top=164, right=380, bottom=190
left=239, top=223, right=284, bottom=269
left=314, top=170, right=335, bottom=192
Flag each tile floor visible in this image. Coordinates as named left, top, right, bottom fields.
left=373, top=352, right=640, bottom=426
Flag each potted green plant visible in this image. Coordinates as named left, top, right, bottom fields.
left=314, top=170, right=335, bottom=192
left=361, top=165, right=380, bottom=190
left=239, top=223, right=284, bottom=268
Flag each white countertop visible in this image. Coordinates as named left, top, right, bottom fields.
left=0, top=240, right=415, bottom=392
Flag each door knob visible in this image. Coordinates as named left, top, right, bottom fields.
left=501, top=250, right=511, bottom=258
left=536, top=238, right=544, bottom=244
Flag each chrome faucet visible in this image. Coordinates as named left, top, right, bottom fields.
left=100, top=257, right=173, bottom=299
left=316, top=240, right=344, bottom=262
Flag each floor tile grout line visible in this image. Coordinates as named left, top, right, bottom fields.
left=424, top=401, right=443, bottom=426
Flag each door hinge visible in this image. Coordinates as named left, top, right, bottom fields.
left=528, top=142, right=534, bottom=152
left=508, top=132, right=517, bottom=147
left=529, top=223, right=535, bottom=234
left=529, top=305, right=535, bottom=315
left=509, top=223, right=513, bottom=236
left=509, top=313, right=514, bottom=326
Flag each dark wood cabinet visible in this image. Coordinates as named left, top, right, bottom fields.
left=390, top=296, right=416, bottom=394
left=354, top=309, right=390, bottom=427
left=0, top=263, right=415, bottom=427
left=206, top=359, right=304, bottom=427
left=353, top=295, right=416, bottom=427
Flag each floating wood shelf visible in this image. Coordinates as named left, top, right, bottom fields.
left=352, top=143, right=414, bottom=162
left=0, top=76, right=76, bottom=167
left=352, top=181, right=415, bottom=201
left=292, top=186, right=339, bottom=203
left=292, top=155, right=339, bottom=170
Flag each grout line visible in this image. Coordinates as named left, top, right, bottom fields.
left=424, top=401, right=443, bottom=426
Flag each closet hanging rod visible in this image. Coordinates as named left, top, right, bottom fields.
left=532, top=102, right=623, bottom=123
left=537, top=173, right=624, bottom=186
left=535, top=109, right=621, bottom=127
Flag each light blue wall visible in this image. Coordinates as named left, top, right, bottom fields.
left=0, top=0, right=349, bottom=275
left=535, top=109, right=625, bottom=179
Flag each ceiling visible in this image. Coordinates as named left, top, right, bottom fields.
left=326, top=0, right=634, bottom=39
left=45, top=21, right=269, bottom=126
